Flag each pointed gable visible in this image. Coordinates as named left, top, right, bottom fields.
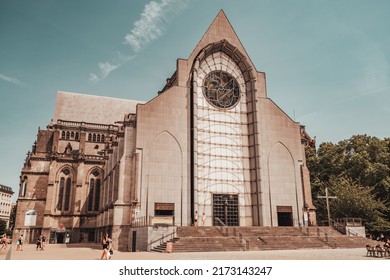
left=188, top=10, right=256, bottom=71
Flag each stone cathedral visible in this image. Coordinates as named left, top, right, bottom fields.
left=14, top=11, right=316, bottom=251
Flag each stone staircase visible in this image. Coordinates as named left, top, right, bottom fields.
left=231, top=226, right=328, bottom=250
left=151, top=226, right=378, bottom=253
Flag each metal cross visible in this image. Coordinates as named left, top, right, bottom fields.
left=318, top=187, right=337, bottom=226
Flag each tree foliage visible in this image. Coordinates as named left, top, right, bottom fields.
left=307, top=135, right=390, bottom=233
left=8, top=204, right=16, bottom=230
left=0, top=220, right=6, bottom=236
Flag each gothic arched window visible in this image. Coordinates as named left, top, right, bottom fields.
left=88, top=133, right=92, bottom=142
left=94, top=179, right=101, bottom=211
left=66, top=131, right=70, bottom=140
left=56, top=168, right=72, bottom=212
left=21, top=176, right=27, bottom=197
left=87, top=179, right=94, bottom=212
left=61, top=131, right=66, bottom=139
left=64, top=178, right=71, bottom=211
left=87, top=169, right=102, bottom=212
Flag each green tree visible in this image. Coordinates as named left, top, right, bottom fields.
left=307, top=135, right=390, bottom=233
left=0, top=220, right=6, bottom=236
left=8, top=204, right=16, bottom=230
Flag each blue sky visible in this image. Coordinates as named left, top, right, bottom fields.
left=1, top=0, right=389, bottom=198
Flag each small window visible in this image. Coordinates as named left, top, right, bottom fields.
left=21, top=177, right=27, bottom=197
left=61, top=131, right=66, bottom=139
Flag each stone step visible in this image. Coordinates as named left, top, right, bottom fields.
left=151, top=226, right=378, bottom=252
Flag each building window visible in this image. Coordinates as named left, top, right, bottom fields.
left=61, top=131, right=66, bottom=139
left=64, top=178, right=71, bottom=211
left=87, top=170, right=102, bottom=212
left=87, top=179, right=94, bottom=212
left=66, top=131, right=70, bottom=140
left=92, top=134, right=96, bottom=142
left=57, top=178, right=64, bottom=210
left=94, top=179, right=101, bottom=211
left=88, top=133, right=92, bottom=142
left=75, top=132, right=79, bottom=140
left=21, top=176, right=27, bottom=197
left=56, top=168, right=72, bottom=212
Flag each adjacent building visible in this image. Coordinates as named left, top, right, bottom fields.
left=14, top=11, right=316, bottom=250
left=0, top=184, right=14, bottom=228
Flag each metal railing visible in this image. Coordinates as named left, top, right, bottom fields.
left=316, top=227, right=337, bottom=247
left=331, top=219, right=360, bottom=237
left=335, top=218, right=362, bottom=226
left=234, top=229, right=250, bottom=251
left=147, top=228, right=177, bottom=251
left=131, top=215, right=175, bottom=228
left=214, top=217, right=229, bottom=236
left=131, top=216, right=150, bottom=228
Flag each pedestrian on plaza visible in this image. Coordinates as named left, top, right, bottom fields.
left=202, top=212, right=206, bottom=226
left=16, top=234, right=24, bottom=251
left=36, top=236, right=42, bottom=251
left=194, top=211, right=198, bottom=226
left=100, top=233, right=111, bottom=260
left=0, top=234, right=8, bottom=251
left=41, top=235, right=46, bottom=250
left=107, top=236, right=113, bottom=259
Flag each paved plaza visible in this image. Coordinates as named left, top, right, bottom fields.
left=0, top=243, right=387, bottom=260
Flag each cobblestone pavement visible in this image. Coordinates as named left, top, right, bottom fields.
left=0, top=243, right=387, bottom=261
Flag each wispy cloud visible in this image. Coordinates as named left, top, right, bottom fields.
left=89, top=53, right=136, bottom=83
left=90, top=0, right=188, bottom=83
left=0, top=73, right=26, bottom=87
left=124, top=0, right=188, bottom=52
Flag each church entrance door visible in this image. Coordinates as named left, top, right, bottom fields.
left=56, top=232, right=65, bottom=243
left=212, top=194, right=239, bottom=226
left=277, top=206, right=293, bottom=226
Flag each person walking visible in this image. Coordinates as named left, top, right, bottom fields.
left=107, top=235, right=113, bottom=259
left=0, top=234, right=8, bottom=251
left=16, top=234, right=24, bottom=251
left=202, top=212, right=206, bottom=226
left=36, top=236, right=42, bottom=251
left=41, top=235, right=46, bottom=250
left=100, top=233, right=110, bottom=260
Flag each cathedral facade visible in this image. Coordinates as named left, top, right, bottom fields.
left=14, top=11, right=316, bottom=250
